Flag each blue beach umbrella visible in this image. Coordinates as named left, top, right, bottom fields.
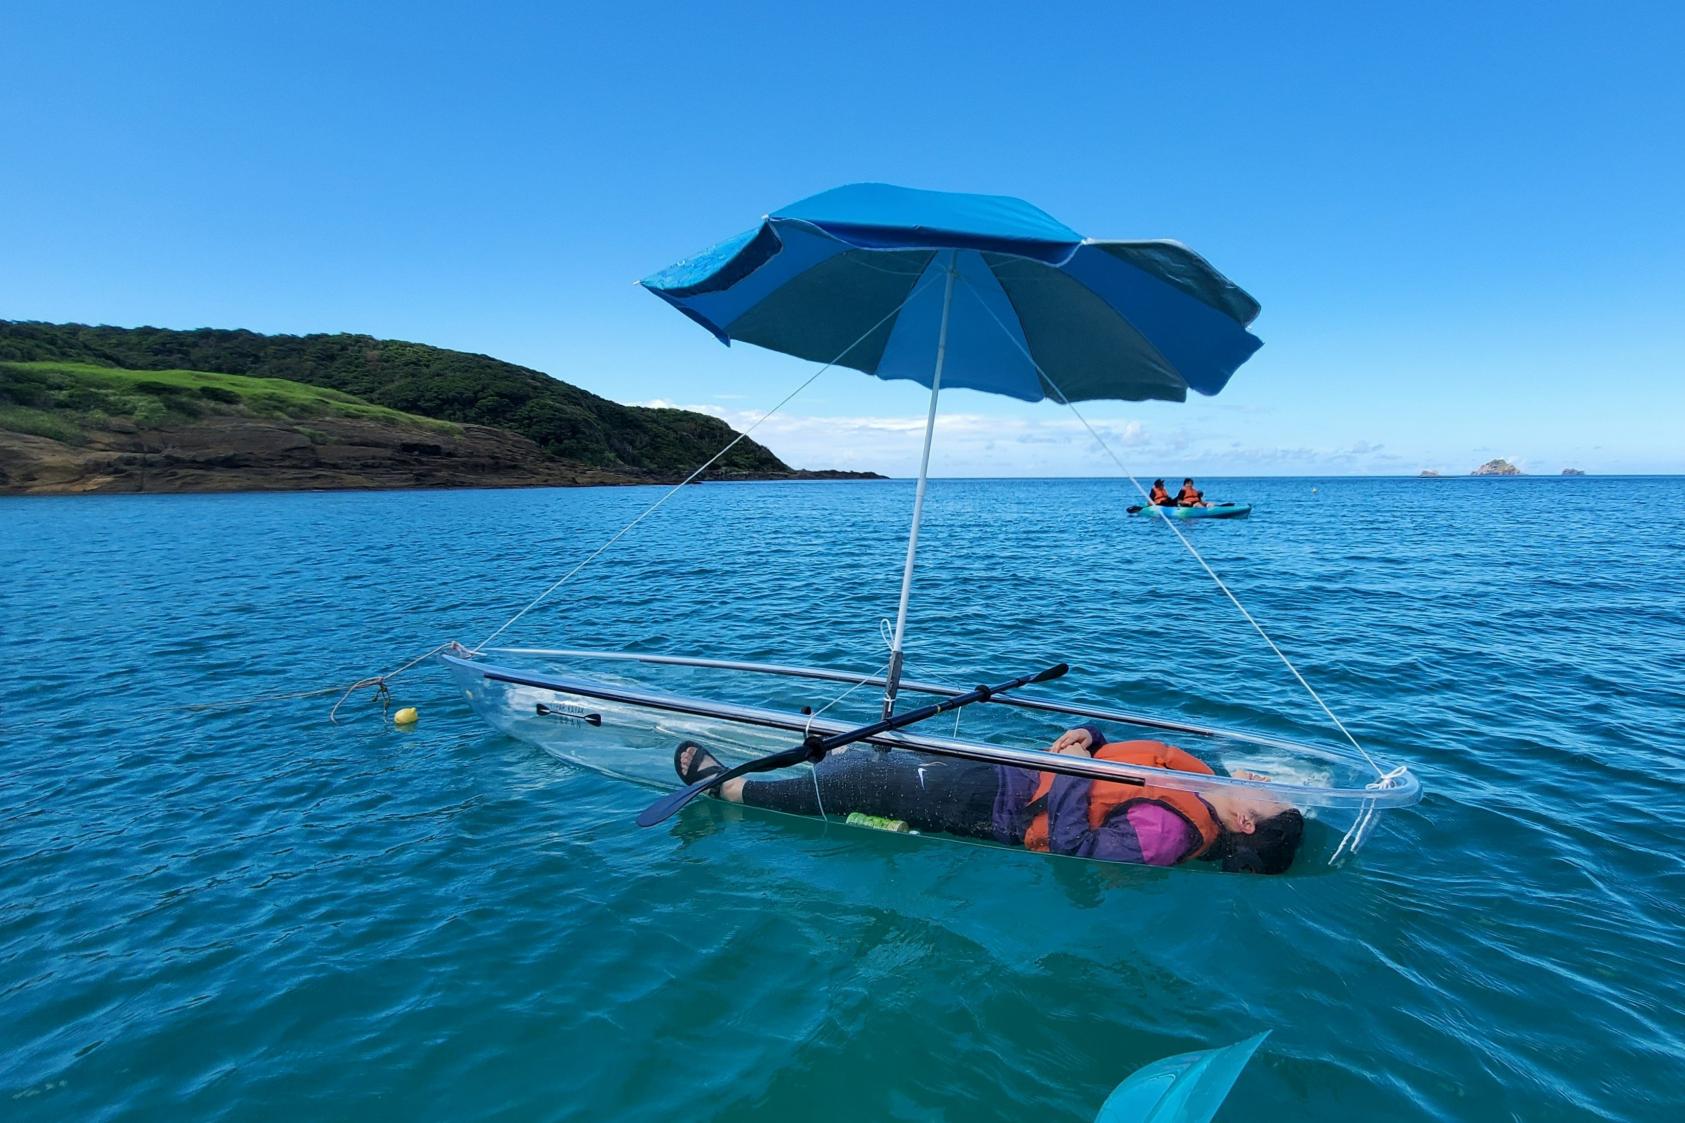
left=639, top=182, right=1263, bottom=720
left=641, top=182, right=1262, bottom=404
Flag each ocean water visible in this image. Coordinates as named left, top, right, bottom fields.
left=3, top=475, right=1683, bottom=1122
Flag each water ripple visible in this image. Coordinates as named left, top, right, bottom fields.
left=2, top=477, right=1682, bottom=1121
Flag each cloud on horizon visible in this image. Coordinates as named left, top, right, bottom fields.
left=634, top=400, right=1406, bottom=476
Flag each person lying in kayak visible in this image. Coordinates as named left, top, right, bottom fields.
left=1148, top=479, right=1176, bottom=506
left=1176, top=478, right=1210, bottom=507
left=673, top=726, right=1305, bottom=874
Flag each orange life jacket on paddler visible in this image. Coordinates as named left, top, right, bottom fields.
left=1176, top=485, right=1203, bottom=505
left=1023, top=740, right=1223, bottom=859
left=1149, top=484, right=1172, bottom=505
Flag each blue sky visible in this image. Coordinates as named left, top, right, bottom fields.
left=4, top=1, right=1681, bottom=475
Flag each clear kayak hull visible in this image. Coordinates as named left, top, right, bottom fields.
left=441, top=648, right=1418, bottom=871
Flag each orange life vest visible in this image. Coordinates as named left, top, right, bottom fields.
left=1149, top=485, right=1172, bottom=505
left=1176, top=486, right=1202, bottom=505
left=1023, top=740, right=1222, bottom=859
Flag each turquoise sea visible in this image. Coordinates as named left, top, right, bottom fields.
left=4, top=475, right=1683, bottom=1121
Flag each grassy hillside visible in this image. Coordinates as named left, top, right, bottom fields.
left=0, top=360, right=458, bottom=445
left=0, top=360, right=648, bottom=494
left=0, top=321, right=789, bottom=476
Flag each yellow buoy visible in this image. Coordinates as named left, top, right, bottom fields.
left=393, top=707, right=419, bottom=726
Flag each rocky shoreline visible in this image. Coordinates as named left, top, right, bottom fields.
left=0, top=415, right=883, bottom=496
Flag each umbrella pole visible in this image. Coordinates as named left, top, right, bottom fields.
left=883, top=252, right=958, bottom=718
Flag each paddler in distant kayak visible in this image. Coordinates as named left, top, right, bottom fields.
left=673, top=728, right=1305, bottom=874
left=1148, top=479, right=1176, bottom=506
left=1176, top=478, right=1211, bottom=507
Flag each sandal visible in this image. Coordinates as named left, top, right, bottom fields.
left=674, top=740, right=725, bottom=788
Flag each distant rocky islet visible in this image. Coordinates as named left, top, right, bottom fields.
left=1417, top=460, right=1590, bottom=477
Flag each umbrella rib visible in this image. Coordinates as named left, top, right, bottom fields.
left=954, top=275, right=1384, bottom=777
left=978, top=252, right=1185, bottom=402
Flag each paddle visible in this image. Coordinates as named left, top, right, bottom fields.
left=635, top=662, right=1070, bottom=828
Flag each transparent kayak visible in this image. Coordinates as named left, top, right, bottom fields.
left=440, top=647, right=1418, bottom=872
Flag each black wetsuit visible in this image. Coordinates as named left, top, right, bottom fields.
left=740, top=747, right=1002, bottom=838
left=737, top=723, right=1112, bottom=841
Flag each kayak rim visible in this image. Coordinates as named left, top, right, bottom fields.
left=439, top=647, right=1420, bottom=815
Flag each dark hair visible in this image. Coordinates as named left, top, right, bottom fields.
left=1182, top=477, right=1194, bottom=484
left=1219, top=810, right=1304, bottom=875
left=1153, top=479, right=1165, bottom=488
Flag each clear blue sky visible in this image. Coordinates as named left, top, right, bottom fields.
left=5, top=1, right=1682, bottom=475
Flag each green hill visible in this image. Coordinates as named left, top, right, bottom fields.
left=0, top=359, right=651, bottom=494
left=0, top=360, right=460, bottom=440
left=0, top=320, right=792, bottom=477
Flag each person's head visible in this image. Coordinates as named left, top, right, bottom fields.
left=1204, top=789, right=1304, bottom=874
left=1182, top=477, right=1195, bottom=486
left=1219, top=809, right=1304, bottom=874
left=1153, top=479, right=1165, bottom=489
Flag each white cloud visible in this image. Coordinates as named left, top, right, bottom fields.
left=644, top=404, right=1188, bottom=476
left=632, top=400, right=1404, bottom=476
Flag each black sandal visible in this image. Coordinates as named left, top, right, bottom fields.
left=674, top=740, right=725, bottom=788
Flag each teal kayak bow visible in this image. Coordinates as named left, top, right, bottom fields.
left=1094, top=1032, right=1269, bottom=1122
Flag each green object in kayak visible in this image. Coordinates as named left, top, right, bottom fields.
left=1130, top=503, right=1252, bottom=520
left=1094, top=1032, right=1269, bottom=1122
left=845, top=812, right=910, bottom=833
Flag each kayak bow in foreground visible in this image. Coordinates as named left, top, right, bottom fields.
left=1094, top=1032, right=1269, bottom=1123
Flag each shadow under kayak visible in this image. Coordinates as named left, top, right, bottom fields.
left=1128, top=503, right=1253, bottom=520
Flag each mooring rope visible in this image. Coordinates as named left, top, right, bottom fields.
left=469, top=269, right=947, bottom=656
left=799, top=659, right=891, bottom=820
left=323, top=271, right=945, bottom=723
left=6, top=683, right=348, bottom=736
left=802, top=660, right=891, bottom=740
left=327, top=642, right=463, bottom=723
left=956, top=277, right=1389, bottom=780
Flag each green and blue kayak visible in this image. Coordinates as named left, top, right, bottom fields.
left=1129, top=503, right=1252, bottom=520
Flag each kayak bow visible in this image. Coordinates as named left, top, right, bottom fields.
left=1094, top=1032, right=1269, bottom=1123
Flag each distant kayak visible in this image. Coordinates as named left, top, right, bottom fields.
left=1129, top=503, right=1252, bottom=520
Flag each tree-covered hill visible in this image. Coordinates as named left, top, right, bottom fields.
left=0, top=321, right=792, bottom=477
left=0, top=360, right=646, bottom=494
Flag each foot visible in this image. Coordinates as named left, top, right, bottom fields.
left=673, top=741, right=749, bottom=803
left=674, top=740, right=724, bottom=786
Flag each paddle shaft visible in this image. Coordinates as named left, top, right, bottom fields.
left=635, top=662, right=1068, bottom=828
left=816, top=661, right=1066, bottom=755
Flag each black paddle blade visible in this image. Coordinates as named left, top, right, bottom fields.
left=1030, top=662, right=1069, bottom=684
left=1126, top=505, right=1143, bottom=514
left=636, top=741, right=815, bottom=828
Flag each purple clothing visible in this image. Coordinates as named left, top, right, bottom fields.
left=992, top=762, right=1042, bottom=841
left=989, top=723, right=1207, bottom=867
left=1043, top=774, right=1204, bottom=866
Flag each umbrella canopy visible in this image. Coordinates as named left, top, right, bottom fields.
left=641, top=182, right=1262, bottom=403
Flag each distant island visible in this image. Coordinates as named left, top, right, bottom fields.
left=1562, top=467, right=1586, bottom=476
left=1471, top=458, right=1522, bottom=476
left=0, top=321, right=883, bottom=495
left=1418, top=469, right=1441, bottom=477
